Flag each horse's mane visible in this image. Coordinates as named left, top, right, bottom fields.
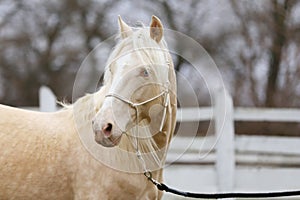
left=65, top=26, right=172, bottom=171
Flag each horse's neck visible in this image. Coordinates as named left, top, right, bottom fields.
left=67, top=86, right=106, bottom=145
left=73, top=86, right=107, bottom=118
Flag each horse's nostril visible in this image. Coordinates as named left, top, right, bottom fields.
left=102, top=123, right=113, bottom=136
left=107, top=123, right=113, bottom=131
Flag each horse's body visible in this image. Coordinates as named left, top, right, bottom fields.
left=0, top=104, right=158, bottom=199
left=0, top=16, right=176, bottom=200
left=0, top=105, right=74, bottom=199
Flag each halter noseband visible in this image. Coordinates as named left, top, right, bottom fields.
left=105, top=84, right=170, bottom=132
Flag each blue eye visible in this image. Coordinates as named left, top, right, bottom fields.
left=144, top=70, right=149, bottom=76
left=142, top=68, right=149, bottom=77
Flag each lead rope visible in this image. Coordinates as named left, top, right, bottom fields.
left=141, top=114, right=300, bottom=199
left=142, top=131, right=300, bottom=199
left=143, top=172, right=300, bottom=199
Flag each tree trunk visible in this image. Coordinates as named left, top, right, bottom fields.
left=265, top=0, right=288, bottom=107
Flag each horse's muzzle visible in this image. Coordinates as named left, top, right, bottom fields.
left=94, top=129, right=122, bottom=147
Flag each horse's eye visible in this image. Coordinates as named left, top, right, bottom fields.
left=141, top=68, right=149, bottom=77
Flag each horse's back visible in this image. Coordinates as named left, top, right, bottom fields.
left=0, top=104, right=74, bottom=200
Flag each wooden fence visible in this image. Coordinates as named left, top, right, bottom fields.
left=36, top=86, right=300, bottom=199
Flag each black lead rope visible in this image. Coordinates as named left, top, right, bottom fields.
left=156, top=183, right=300, bottom=199
left=144, top=172, right=300, bottom=199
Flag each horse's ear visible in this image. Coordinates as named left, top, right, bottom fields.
left=150, top=15, right=163, bottom=43
left=118, top=16, right=132, bottom=39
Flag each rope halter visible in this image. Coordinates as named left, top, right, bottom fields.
left=105, top=81, right=170, bottom=173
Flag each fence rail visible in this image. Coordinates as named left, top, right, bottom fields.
left=177, top=107, right=300, bottom=122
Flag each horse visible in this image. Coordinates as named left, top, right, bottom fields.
left=0, top=15, right=177, bottom=200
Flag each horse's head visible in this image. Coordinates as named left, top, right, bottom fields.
left=92, top=16, right=175, bottom=148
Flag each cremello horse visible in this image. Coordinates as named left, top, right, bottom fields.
left=0, top=16, right=177, bottom=200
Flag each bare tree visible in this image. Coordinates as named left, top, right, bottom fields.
left=1, top=0, right=299, bottom=108
left=0, top=0, right=117, bottom=106
left=222, top=0, right=300, bottom=107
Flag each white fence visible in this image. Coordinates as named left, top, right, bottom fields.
left=36, top=86, right=300, bottom=199
left=164, top=89, right=300, bottom=200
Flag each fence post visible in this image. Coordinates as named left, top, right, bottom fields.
left=39, top=86, right=56, bottom=112
left=214, top=88, right=235, bottom=197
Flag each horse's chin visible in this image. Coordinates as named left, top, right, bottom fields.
left=95, top=133, right=122, bottom=148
